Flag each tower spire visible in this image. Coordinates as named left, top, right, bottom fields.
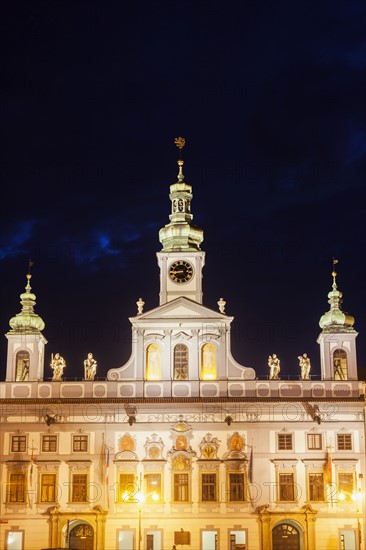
left=159, top=137, right=203, bottom=252
left=8, top=269, right=45, bottom=334
left=319, top=260, right=355, bottom=332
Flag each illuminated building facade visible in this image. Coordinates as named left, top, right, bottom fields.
left=0, top=153, right=365, bottom=550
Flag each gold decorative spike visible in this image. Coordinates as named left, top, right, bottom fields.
left=174, top=137, right=186, bottom=150
left=332, top=258, right=339, bottom=285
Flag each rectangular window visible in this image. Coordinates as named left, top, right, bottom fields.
left=174, top=473, right=189, bottom=502
left=338, top=472, right=354, bottom=500
left=42, top=435, right=57, bottom=452
left=119, top=473, right=136, bottom=502
left=229, top=473, right=245, bottom=501
left=278, top=433, right=293, bottom=450
left=7, top=473, right=26, bottom=502
left=11, top=436, right=27, bottom=453
left=145, top=473, right=161, bottom=502
left=72, top=474, right=88, bottom=502
left=337, top=434, right=352, bottom=451
left=5, top=531, right=24, bottom=550
left=308, top=473, right=324, bottom=501
left=202, top=473, right=217, bottom=502
left=72, top=435, right=88, bottom=452
left=307, top=433, right=323, bottom=450
left=278, top=473, right=295, bottom=501
left=40, top=473, right=56, bottom=502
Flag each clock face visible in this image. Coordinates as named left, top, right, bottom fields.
left=169, top=260, right=193, bottom=284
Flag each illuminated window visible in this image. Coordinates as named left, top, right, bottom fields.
left=278, top=473, right=295, bottom=501
left=119, top=473, right=136, bottom=502
left=7, top=473, right=26, bottom=502
left=42, top=435, right=57, bottom=452
left=145, top=473, right=161, bottom=502
left=307, top=433, right=322, bottom=450
left=202, top=473, right=217, bottom=502
left=40, top=473, right=56, bottom=502
left=278, top=433, right=293, bottom=450
left=72, top=474, right=88, bottom=502
left=146, top=343, right=162, bottom=380
left=229, top=473, right=246, bottom=502
left=174, top=344, right=189, bottom=380
left=11, top=436, right=27, bottom=453
left=72, top=435, right=88, bottom=452
left=338, top=472, right=354, bottom=500
left=174, top=473, right=189, bottom=502
left=15, top=350, right=30, bottom=381
left=201, top=343, right=217, bottom=380
left=308, top=473, right=324, bottom=501
left=337, top=433, right=352, bottom=451
left=333, top=349, right=348, bottom=380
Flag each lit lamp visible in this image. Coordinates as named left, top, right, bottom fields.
left=338, top=486, right=364, bottom=548
left=136, top=479, right=160, bottom=550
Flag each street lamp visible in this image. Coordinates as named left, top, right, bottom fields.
left=136, top=481, right=160, bottom=550
left=338, top=489, right=364, bottom=549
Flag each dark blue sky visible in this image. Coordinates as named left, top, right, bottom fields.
left=1, top=1, right=365, bottom=380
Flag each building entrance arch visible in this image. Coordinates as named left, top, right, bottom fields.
left=68, top=520, right=94, bottom=550
left=272, top=522, right=301, bottom=550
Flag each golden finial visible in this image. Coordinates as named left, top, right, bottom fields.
left=332, top=258, right=339, bottom=286
left=27, top=259, right=34, bottom=282
left=174, top=137, right=186, bottom=182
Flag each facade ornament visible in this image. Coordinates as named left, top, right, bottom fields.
left=298, top=353, right=311, bottom=379
left=50, top=353, right=66, bottom=380
left=268, top=354, right=280, bottom=380
left=217, top=297, right=226, bottom=314
left=136, top=297, right=145, bottom=315
left=84, top=352, right=97, bottom=380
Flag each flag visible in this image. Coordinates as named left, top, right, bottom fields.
left=105, top=447, right=110, bottom=485
left=29, top=447, right=34, bottom=487
left=105, top=446, right=110, bottom=508
left=248, top=446, right=253, bottom=484
left=325, top=445, right=332, bottom=485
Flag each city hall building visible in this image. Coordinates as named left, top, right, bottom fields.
left=0, top=155, right=365, bottom=550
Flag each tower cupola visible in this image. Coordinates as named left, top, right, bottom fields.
left=6, top=270, right=47, bottom=381
left=317, top=261, right=358, bottom=380
left=157, top=138, right=205, bottom=304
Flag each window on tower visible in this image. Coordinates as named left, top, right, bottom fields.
left=146, top=343, right=162, bottom=381
left=174, top=344, right=189, bottom=380
left=15, top=350, right=30, bottom=381
left=201, top=343, right=217, bottom=380
left=333, top=349, right=348, bottom=380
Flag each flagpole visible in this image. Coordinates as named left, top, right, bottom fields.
left=28, top=440, right=35, bottom=508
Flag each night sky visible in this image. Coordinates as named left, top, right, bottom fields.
left=1, top=1, right=365, bottom=381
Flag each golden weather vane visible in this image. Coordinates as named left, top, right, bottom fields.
left=174, top=137, right=186, bottom=159
left=174, top=136, right=186, bottom=150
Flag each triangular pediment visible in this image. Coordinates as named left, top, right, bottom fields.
left=130, top=297, right=232, bottom=322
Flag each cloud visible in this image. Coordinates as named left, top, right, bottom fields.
left=0, top=220, right=35, bottom=260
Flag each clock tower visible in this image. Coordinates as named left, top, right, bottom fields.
left=157, top=139, right=205, bottom=304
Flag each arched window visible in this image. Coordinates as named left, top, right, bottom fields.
left=146, top=343, right=162, bottom=380
left=174, top=344, right=189, bottom=380
left=333, top=349, right=348, bottom=380
left=201, top=343, right=217, bottom=380
left=15, top=351, right=30, bottom=381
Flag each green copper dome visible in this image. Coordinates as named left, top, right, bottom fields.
left=159, top=160, right=204, bottom=252
left=8, top=274, right=45, bottom=334
left=319, top=270, right=355, bottom=333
